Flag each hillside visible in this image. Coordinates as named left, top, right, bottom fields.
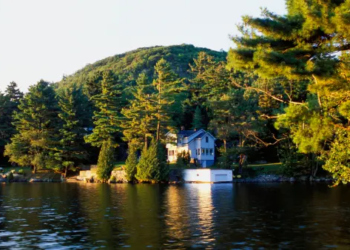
left=57, top=44, right=226, bottom=89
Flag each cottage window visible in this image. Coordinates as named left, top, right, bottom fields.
left=206, top=136, right=209, bottom=143
left=206, top=149, right=209, bottom=155
left=202, top=148, right=205, bottom=154
left=210, top=149, right=213, bottom=155
left=197, top=149, right=200, bottom=155
left=168, top=150, right=175, bottom=156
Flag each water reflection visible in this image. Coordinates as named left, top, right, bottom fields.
left=0, top=183, right=350, bottom=249
left=164, top=184, right=216, bottom=248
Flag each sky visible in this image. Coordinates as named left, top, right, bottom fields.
left=0, top=0, right=287, bottom=92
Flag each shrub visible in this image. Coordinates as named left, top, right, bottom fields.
left=109, top=175, right=117, bottom=183
left=176, top=151, right=191, bottom=169
left=11, top=169, right=16, bottom=174
left=18, top=169, right=24, bottom=174
left=8, top=172, right=14, bottom=182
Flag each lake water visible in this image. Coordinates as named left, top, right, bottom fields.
left=0, top=183, right=350, bottom=249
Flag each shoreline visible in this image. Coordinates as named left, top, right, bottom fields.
left=0, top=174, right=335, bottom=184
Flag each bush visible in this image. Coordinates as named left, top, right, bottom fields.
left=109, top=175, right=117, bottom=183
left=8, top=172, right=14, bottom=182
left=175, top=151, right=190, bottom=169
left=11, top=169, right=16, bottom=174
left=18, top=169, right=24, bottom=174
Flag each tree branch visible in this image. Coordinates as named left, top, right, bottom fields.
left=230, top=77, right=306, bottom=106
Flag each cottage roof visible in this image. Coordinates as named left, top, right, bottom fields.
left=187, top=131, right=216, bottom=143
left=178, top=130, right=196, bottom=137
left=193, top=132, right=206, bottom=139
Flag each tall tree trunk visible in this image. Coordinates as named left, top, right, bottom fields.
left=144, top=134, right=148, bottom=150
left=64, top=166, right=68, bottom=178
left=156, top=80, right=161, bottom=142
left=156, top=121, right=160, bottom=142
left=223, top=139, right=227, bottom=153
left=32, top=165, right=37, bottom=174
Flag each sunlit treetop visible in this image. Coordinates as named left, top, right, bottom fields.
left=228, top=0, right=350, bottom=80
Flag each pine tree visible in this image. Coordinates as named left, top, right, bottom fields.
left=0, top=82, right=23, bottom=147
left=153, top=58, right=184, bottom=142
left=85, top=70, right=123, bottom=147
left=121, top=73, right=156, bottom=150
left=154, top=142, right=169, bottom=182
left=135, top=138, right=169, bottom=182
left=136, top=139, right=158, bottom=182
left=192, top=106, right=204, bottom=130
left=4, top=81, right=60, bottom=173
left=96, top=139, right=115, bottom=182
left=56, top=84, right=89, bottom=177
left=125, top=143, right=138, bottom=182
left=6, top=82, right=23, bottom=102
left=84, top=70, right=123, bottom=180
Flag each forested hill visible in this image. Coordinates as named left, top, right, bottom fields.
left=57, top=44, right=226, bottom=89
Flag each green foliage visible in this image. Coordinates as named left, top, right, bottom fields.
left=109, top=175, right=117, bottom=182
left=125, top=144, right=138, bottom=182
left=56, top=84, right=88, bottom=176
left=192, top=106, right=204, bottom=130
left=175, top=151, right=190, bottom=169
left=136, top=139, right=169, bottom=182
left=84, top=70, right=123, bottom=147
left=322, top=130, right=350, bottom=186
left=229, top=0, right=350, bottom=183
left=153, top=58, right=186, bottom=141
left=0, top=82, right=23, bottom=147
left=4, top=81, right=60, bottom=173
left=217, top=148, right=236, bottom=169
left=121, top=73, right=156, bottom=149
left=96, top=139, right=115, bottom=182
left=58, top=45, right=226, bottom=92
left=278, top=138, right=302, bottom=176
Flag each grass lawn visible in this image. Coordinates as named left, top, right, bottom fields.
left=113, top=161, right=126, bottom=170
left=246, top=163, right=282, bottom=174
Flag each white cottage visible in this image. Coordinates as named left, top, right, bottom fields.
left=166, top=129, right=216, bottom=167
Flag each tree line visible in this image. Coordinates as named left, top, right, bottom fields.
left=1, top=0, right=350, bottom=185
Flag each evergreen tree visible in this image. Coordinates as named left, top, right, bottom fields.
left=0, top=92, right=10, bottom=148
left=153, top=58, right=184, bottom=141
left=154, top=142, right=169, bottom=182
left=121, top=73, right=156, bottom=150
left=4, top=81, right=60, bottom=173
left=6, top=82, right=23, bottom=102
left=192, top=106, right=204, bottom=130
left=136, top=139, right=158, bottom=182
left=56, top=84, right=89, bottom=177
left=125, top=144, right=138, bottom=182
left=85, top=70, right=123, bottom=180
left=96, top=139, right=115, bottom=182
left=136, top=138, right=169, bottom=182
left=85, top=70, right=123, bottom=147
left=0, top=82, right=23, bottom=147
